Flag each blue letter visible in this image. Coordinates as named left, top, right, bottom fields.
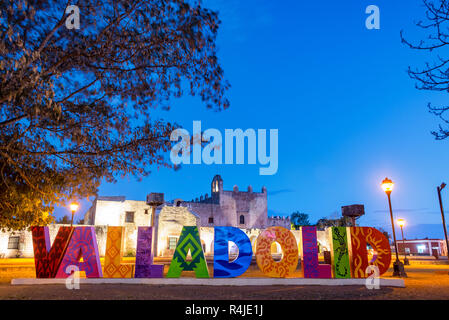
left=214, top=227, right=252, bottom=278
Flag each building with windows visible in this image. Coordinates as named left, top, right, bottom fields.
left=397, top=238, right=448, bottom=257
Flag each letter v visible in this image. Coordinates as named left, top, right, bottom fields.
left=31, top=226, right=74, bottom=278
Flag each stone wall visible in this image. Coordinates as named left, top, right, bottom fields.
left=85, top=197, right=153, bottom=227
left=183, top=202, right=222, bottom=227
left=154, top=205, right=201, bottom=257
left=183, top=175, right=269, bottom=229
left=267, top=216, right=291, bottom=229
left=0, top=228, right=33, bottom=258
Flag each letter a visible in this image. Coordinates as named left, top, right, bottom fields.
left=166, top=226, right=209, bottom=278
left=365, top=5, right=380, bottom=30
left=65, top=5, right=80, bottom=30
left=56, top=227, right=102, bottom=278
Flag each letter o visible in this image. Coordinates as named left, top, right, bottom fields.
left=255, top=227, right=299, bottom=278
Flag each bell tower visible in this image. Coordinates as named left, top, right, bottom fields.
left=211, top=175, right=223, bottom=194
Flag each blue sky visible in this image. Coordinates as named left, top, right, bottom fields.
left=58, top=0, right=449, bottom=239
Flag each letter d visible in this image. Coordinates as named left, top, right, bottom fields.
left=213, top=227, right=252, bottom=278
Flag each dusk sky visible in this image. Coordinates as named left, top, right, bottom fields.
left=58, top=0, right=449, bottom=239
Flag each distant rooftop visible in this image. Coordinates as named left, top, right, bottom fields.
left=97, top=196, right=126, bottom=202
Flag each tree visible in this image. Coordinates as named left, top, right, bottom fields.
left=0, top=1, right=229, bottom=230
left=316, top=216, right=352, bottom=230
left=378, top=227, right=391, bottom=244
left=290, top=212, right=310, bottom=230
left=55, top=215, right=71, bottom=224
left=401, top=0, right=449, bottom=139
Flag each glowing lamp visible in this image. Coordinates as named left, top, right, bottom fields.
left=70, top=202, right=79, bottom=212
left=397, top=219, right=405, bottom=228
left=381, top=177, right=394, bottom=194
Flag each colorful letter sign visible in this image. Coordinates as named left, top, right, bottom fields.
left=56, top=226, right=103, bottom=278
left=302, top=226, right=332, bottom=278
left=28, top=224, right=394, bottom=280
left=350, top=227, right=391, bottom=278
left=255, top=226, right=299, bottom=278
left=329, top=227, right=351, bottom=279
left=104, top=227, right=133, bottom=278
left=135, top=227, right=163, bottom=278
left=166, top=226, right=209, bottom=278
left=31, top=226, right=73, bottom=278
left=213, top=227, right=252, bottom=278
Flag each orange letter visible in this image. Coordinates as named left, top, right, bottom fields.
left=104, top=226, right=134, bottom=278
left=349, top=227, right=391, bottom=278
left=255, top=227, right=299, bottom=278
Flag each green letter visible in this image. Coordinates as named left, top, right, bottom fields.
left=166, top=226, right=209, bottom=278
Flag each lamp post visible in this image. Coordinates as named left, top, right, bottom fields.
left=69, top=202, right=79, bottom=227
left=397, top=218, right=409, bottom=265
left=437, top=182, right=449, bottom=262
left=381, top=177, right=407, bottom=277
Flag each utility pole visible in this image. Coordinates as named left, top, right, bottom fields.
left=437, top=183, right=449, bottom=262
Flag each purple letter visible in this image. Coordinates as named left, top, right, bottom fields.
left=134, top=227, right=163, bottom=278
left=56, top=227, right=102, bottom=278
left=302, top=226, right=332, bottom=278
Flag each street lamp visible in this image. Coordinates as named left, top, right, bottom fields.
left=437, top=182, right=449, bottom=262
left=396, top=218, right=409, bottom=265
left=69, top=202, right=79, bottom=227
left=381, top=177, right=407, bottom=277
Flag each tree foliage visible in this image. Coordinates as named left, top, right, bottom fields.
left=290, top=211, right=310, bottom=229
left=316, top=216, right=353, bottom=230
left=55, top=215, right=71, bottom=224
left=402, top=0, right=449, bottom=139
left=0, top=0, right=229, bottom=230
left=378, top=227, right=391, bottom=242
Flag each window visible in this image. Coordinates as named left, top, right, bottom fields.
left=144, top=209, right=149, bottom=215
left=208, top=217, right=214, bottom=224
left=125, top=211, right=135, bottom=223
left=239, top=215, right=245, bottom=225
left=405, top=248, right=410, bottom=254
left=168, top=237, right=178, bottom=250
left=8, top=236, right=20, bottom=249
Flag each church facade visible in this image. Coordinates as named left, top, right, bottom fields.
left=82, top=175, right=292, bottom=256
left=84, top=175, right=290, bottom=230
